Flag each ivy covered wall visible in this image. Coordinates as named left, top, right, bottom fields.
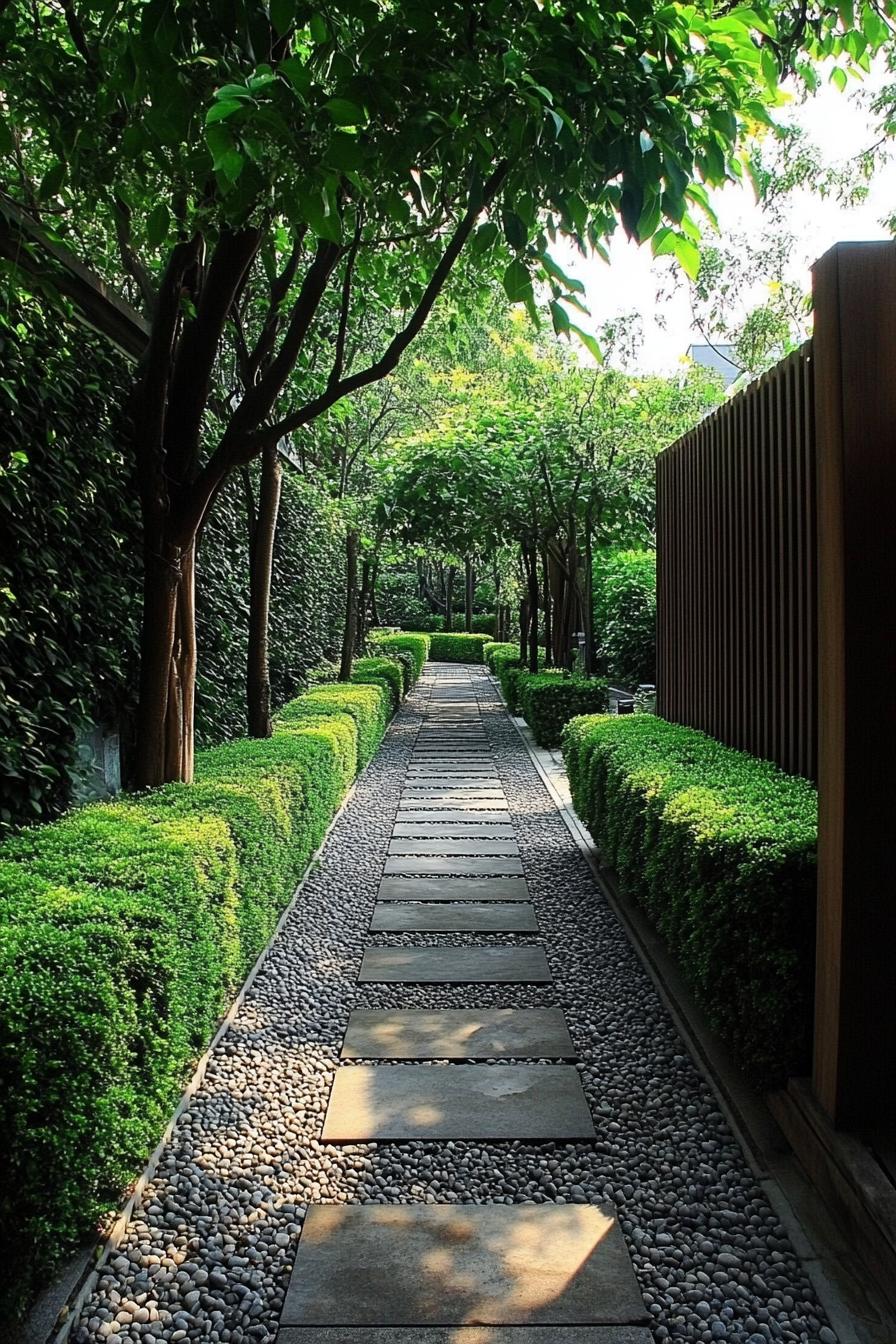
left=0, top=290, right=346, bottom=832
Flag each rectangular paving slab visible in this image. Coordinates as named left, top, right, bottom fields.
left=391, top=823, right=516, bottom=838
left=378, top=877, right=528, bottom=901
left=282, top=1204, right=645, bottom=1329
left=403, top=779, right=501, bottom=790
left=341, top=1007, right=574, bottom=1059
left=321, top=1065, right=595, bottom=1141
left=397, top=811, right=515, bottom=822
left=398, top=801, right=508, bottom=813
left=370, top=902, right=537, bottom=932
left=358, top=946, right=550, bottom=983
left=279, top=1330, right=652, bottom=1343
left=384, top=857, right=523, bottom=876
left=388, top=839, right=519, bottom=856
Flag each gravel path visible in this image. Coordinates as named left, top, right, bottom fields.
left=71, top=665, right=837, bottom=1344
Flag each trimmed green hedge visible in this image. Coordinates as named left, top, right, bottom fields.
left=517, top=671, right=609, bottom=748
left=352, top=656, right=404, bottom=712
left=368, top=631, right=430, bottom=685
left=0, top=680, right=394, bottom=1319
left=427, top=632, right=491, bottom=663
left=277, top=681, right=389, bottom=770
left=562, top=713, right=818, bottom=1085
left=484, top=641, right=519, bottom=674
left=489, top=647, right=546, bottom=713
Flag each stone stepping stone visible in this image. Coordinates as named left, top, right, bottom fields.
left=282, top=1205, right=646, bottom=1331
left=388, top=839, right=519, bottom=857
left=370, top=902, right=537, bottom=932
left=279, top=1329, right=652, bottom=1342
left=403, top=779, right=501, bottom=789
left=321, top=1065, right=595, bottom=1140
left=359, top=946, right=549, bottom=982
left=384, top=857, right=522, bottom=877
left=392, top=823, right=516, bottom=838
left=398, top=799, right=507, bottom=812
left=396, top=810, right=511, bottom=824
left=379, top=877, right=528, bottom=901
left=408, top=764, right=496, bottom=773
left=341, top=1007, right=574, bottom=1059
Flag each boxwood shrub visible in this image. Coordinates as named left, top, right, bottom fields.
left=517, top=671, right=609, bottom=748
left=484, top=641, right=519, bottom=674
left=351, top=656, right=404, bottom=712
left=561, top=713, right=818, bottom=1085
left=427, top=632, right=491, bottom=663
left=489, top=647, right=546, bottom=713
left=367, top=631, right=430, bottom=685
left=0, top=679, right=396, bottom=1320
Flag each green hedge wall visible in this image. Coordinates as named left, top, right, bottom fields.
left=368, top=631, right=430, bottom=685
left=0, top=680, right=393, bottom=1319
left=351, top=656, right=404, bottom=712
left=0, top=286, right=347, bottom=833
left=427, top=632, right=491, bottom=663
left=562, top=713, right=818, bottom=1085
left=517, top=672, right=609, bottom=748
left=483, top=641, right=519, bottom=674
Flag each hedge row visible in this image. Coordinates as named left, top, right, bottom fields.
left=517, top=672, right=610, bottom=748
left=0, top=677, right=394, bottom=1319
left=368, top=631, right=430, bottom=685
left=426, top=632, right=491, bottom=663
left=562, top=713, right=818, bottom=1085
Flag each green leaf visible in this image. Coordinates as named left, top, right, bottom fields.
left=205, top=100, right=242, bottom=124
left=271, top=0, right=295, bottom=36
left=671, top=232, right=700, bottom=280
left=324, top=97, right=366, bottom=126
left=471, top=221, right=499, bottom=255
left=502, top=258, right=533, bottom=304
left=540, top=252, right=586, bottom=295
left=309, top=13, right=329, bottom=43
left=146, top=201, right=170, bottom=247
left=568, top=323, right=603, bottom=362
left=327, top=132, right=365, bottom=171
left=549, top=299, right=571, bottom=335
left=38, top=162, right=66, bottom=200
left=501, top=210, right=527, bottom=250
left=830, top=66, right=848, bottom=92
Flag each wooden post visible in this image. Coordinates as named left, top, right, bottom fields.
left=812, top=241, right=896, bottom=1129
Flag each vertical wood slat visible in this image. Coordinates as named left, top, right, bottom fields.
left=654, top=342, right=817, bottom=780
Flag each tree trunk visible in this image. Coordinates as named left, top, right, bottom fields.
left=370, top=558, right=381, bottom=628
left=519, top=599, right=528, bottom=663
left=523, top=541, right=540, bottom=674
left=541, top=544, right=553, bottom=667
left=247, top=443, right=283, bottom=737
left=582, top=505, right=596, bottom=678
left=135, top=532, right=196, bottom=787
left=445, top=564, right=456, bottom=630
left=358, top=556, right=372, bottom=651
left=464, top=556, right=474, bottom=632
left=493, top=567, right=502, bottom=643
left=339, top=528, right=359, bottom=681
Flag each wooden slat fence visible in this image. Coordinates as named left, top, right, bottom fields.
left=656, top=342, right=817, bottom=780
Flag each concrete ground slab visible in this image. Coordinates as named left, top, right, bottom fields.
left=383, top=857, right=523, bottom=876
left=358, top=946, right=550, bottom=983
left=341, top=1007, right=574, bottom=1059
left=279, top=1330, right=652, bottom=1343
left=370, top=902, right=538, bottom=932
left=321, top=1065, right=596, bottom=1141
left=396, top=812, right=512, bottom=825
left=388, top=840, right=519, bottom=856
left=378, top=877, right=528, bottom=901
left=391, top=823, right=517, bottom=838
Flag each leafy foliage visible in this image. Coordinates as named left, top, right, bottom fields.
left=351, top=656, right=404, bottom=713
left=427, top=633, right=492, bottom=664
left=0, top=680, right=396, bottom=1317
left=367, top=631, right=430, bottom=685
left=562, top=713, right=818, bottom=1084
left=517, top=671, right=609, bottom=748
left=594, top=550, right=658, bottom=687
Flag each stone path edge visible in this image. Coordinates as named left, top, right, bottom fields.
left=493, top=678, right=874, bottom=1344
left=25, top=708, right=408, bottom=1344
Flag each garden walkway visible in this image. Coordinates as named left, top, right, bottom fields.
left=73, top=666, right=837, bottom=1344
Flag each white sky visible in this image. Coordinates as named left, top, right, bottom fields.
left=556, top=68, right=896, bottom=372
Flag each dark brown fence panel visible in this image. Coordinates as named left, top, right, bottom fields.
left=655, top=343, right=817, bottom=780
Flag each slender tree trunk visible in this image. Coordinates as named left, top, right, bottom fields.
left=358, top=556, right=372, bottom=651
left=247, top=443, right=283, bottom=737
left=541, top=543, right=553, bottom=667
left=522, top=541, right=540, bottom=674
left=445, top=564, right=456, bottom=631
left=583, top=504, right=596, bottom=678
left=370, top=559, right=381, bottom=628
left=493, top=567, right=502, bottom=642
left=519, top=599, right=528, bottom=663
left=136, top=530, right=196, bottom=786
left=464, top=556, right=475, bottom=632
left=339, top=528, right=359, bottom=681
